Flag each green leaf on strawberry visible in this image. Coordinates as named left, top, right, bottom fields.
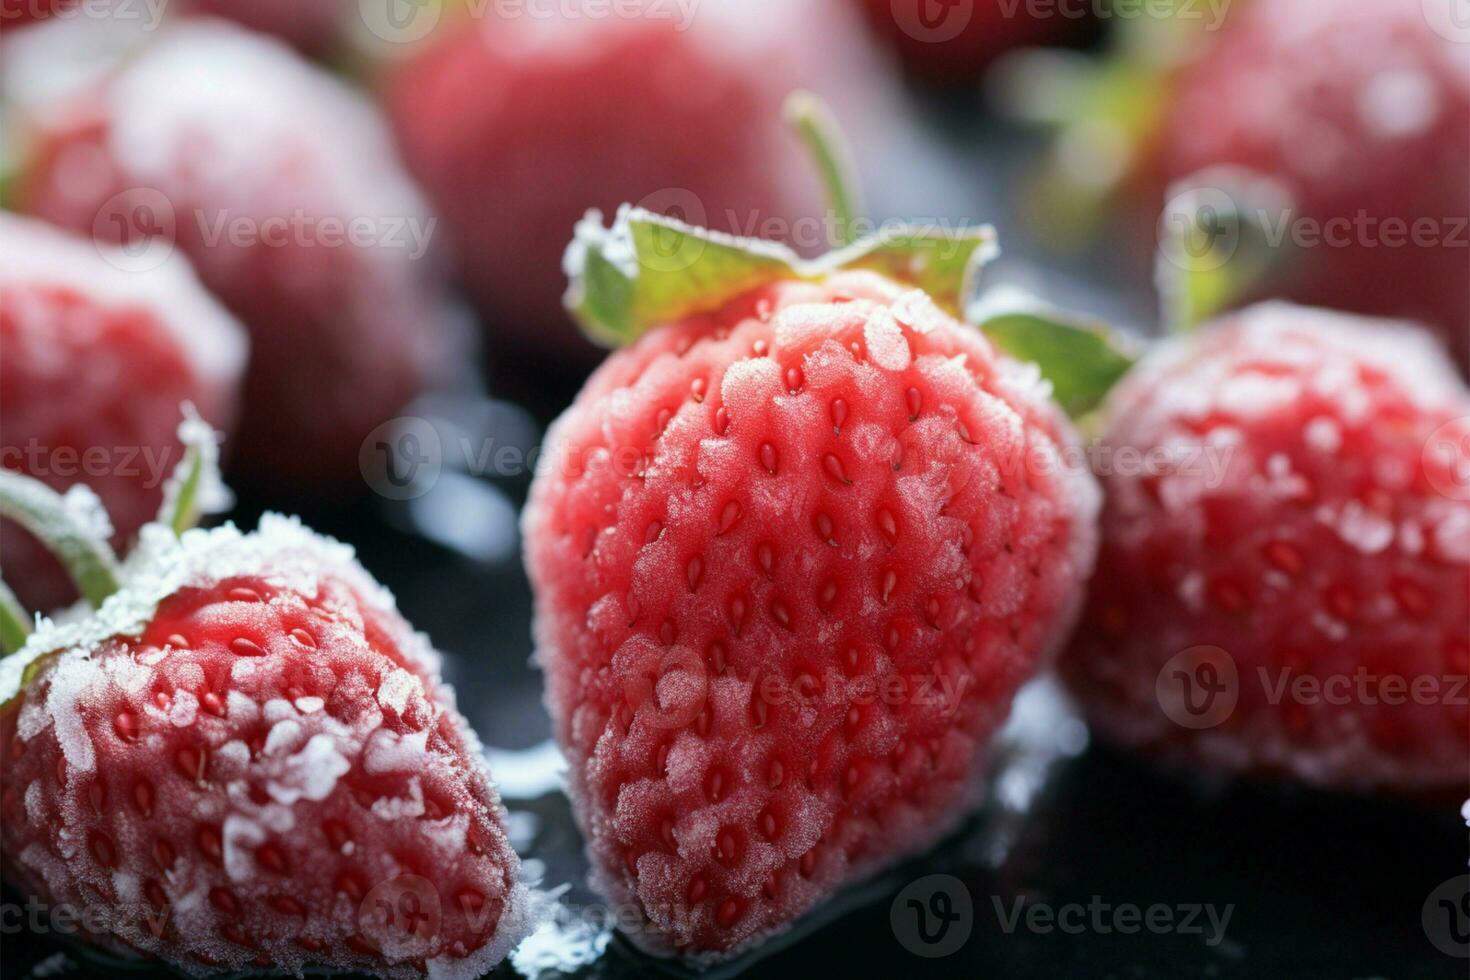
left=566, top=206, right=998, bottom=348
left=972, top=289, right=1138, bottom=418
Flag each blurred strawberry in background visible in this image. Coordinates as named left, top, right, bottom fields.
left=858, top=0, right=1095, bottom=85
left=1154, top=0, right=1470, bottom=368
left=10, top=20, right=458, bottom=493
left=0, top=213, right=246, bottom=610
left=378, top=0, right=910, bottom=371
left=177, top=0, right=348, bottom=55
left=1021, top=0, right=1469, bottom=368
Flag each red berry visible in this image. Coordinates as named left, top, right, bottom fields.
left=856, top=0, right=1094, bottom=85
left=1061, top=303, right=1470, bottom=794
left=1155, top=0, right=1470, bottom=368
left=13, top=21, right=454, bottom=489
left=525, top=270, right=1099, bottom=954
left=381, top=0, right=887, bottom=366
left=0, top=517, right=532, bottom=976
left=0, top=214, right=246, bottom=611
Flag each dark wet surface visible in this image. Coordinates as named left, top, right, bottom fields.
left=7, top=428, right=1465, bottom=979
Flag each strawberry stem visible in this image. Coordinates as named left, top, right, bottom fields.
left=785, top=91, right=865, bottom=248
left=0, top=472, right=121, bottom=608
left=0, top=580, right=31, bottom=656
left=157, top=404, right=231, bottom=537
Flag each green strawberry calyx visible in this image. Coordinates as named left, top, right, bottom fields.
left=971, top=287, right=1138, bottom=419
left=565, top=91, right=1138, bottom=424
left=0, top=405, right=229, bottom=658
left=565, top=204, right=1000, bottom=348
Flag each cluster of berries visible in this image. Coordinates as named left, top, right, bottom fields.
left=1, top=0, right=1465, bottom=975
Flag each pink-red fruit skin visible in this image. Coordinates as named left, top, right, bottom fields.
left=16, top=21, right=452, bottom=489
left=1062, top=303, right=1470, bottom=796
left=0, top=518, right=530, bottom=978
left=1156, top=0, right=1470, bottom=369
left=381, top=0, right=886, bottom=365
left=0, top=214, right=246, bottom=611
left=524, top=271, right=1100, bottom=955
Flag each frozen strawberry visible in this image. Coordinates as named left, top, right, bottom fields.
left=524, top=203, right=1100, bottom=954
left=0, top=213, right=247, bottom=612
left=379, top=0, right=893, bottom=368
left=12, top=20, right=455, bottom=490
left=1156, top=0, right=1470, bottom=368
left=1028, top=0, right=1469, bottom=367
left=856, top=0, right=1094, bottom=85
left=1060, top=303, right=1470, bottom=795
left=0, top=460, right=532, bottom=976
left=178, top=0, right=348, bottom=55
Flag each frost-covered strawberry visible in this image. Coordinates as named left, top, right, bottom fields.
left=856, top=0, right=1093, bottom=84
left=380, top=0, right=893, bottom=367
left=0, top=449, right=532, bottom=976
left=1156, top=0, right=1470, bottom=367
left=0, top=214, right=246, bottom=612
left=524, top=191, right=1101, bottom=952
left=1060, top=303, right=1470, bottom=794
left=1029, top=0, right=1469, bottom=367
left=12, top=20, right=454, bottom=489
